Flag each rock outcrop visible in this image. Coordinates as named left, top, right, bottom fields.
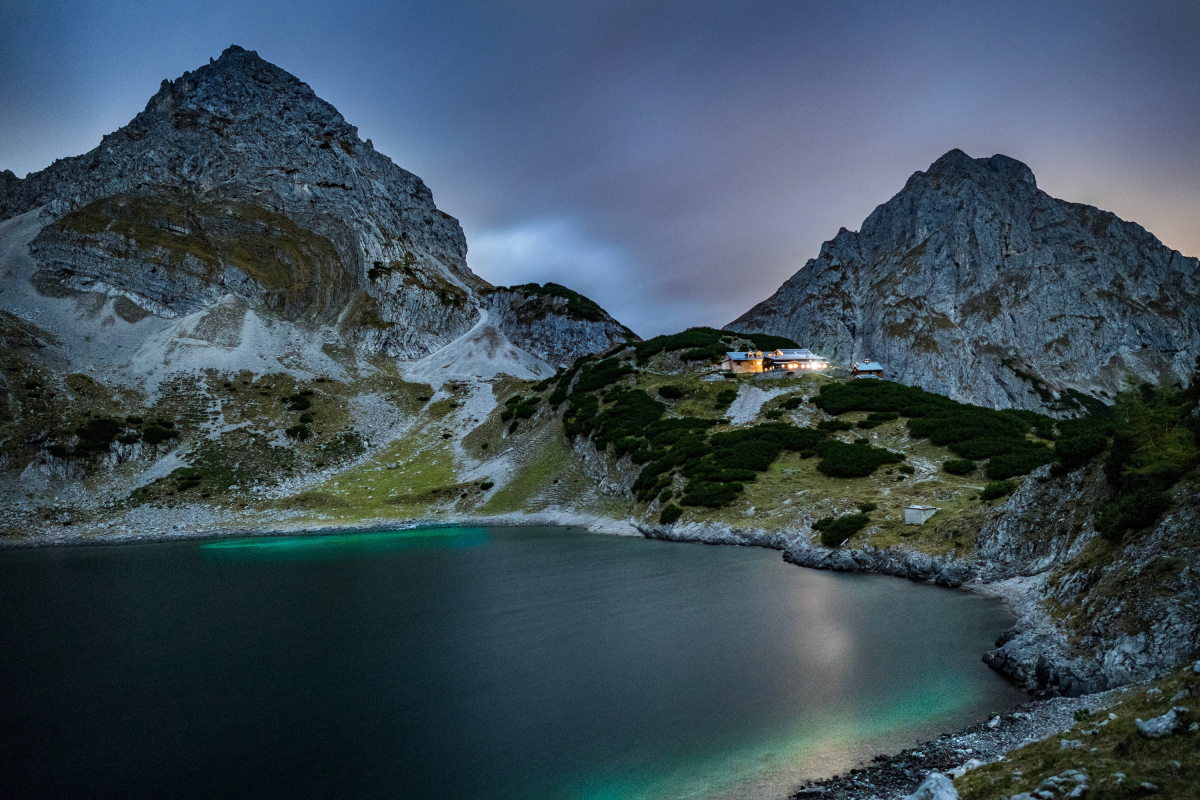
left=487, top=285, right=636, bottom=368
left=975, top=463, right=1200, bottom=696
left=728, top=149, right=1200, bottom=411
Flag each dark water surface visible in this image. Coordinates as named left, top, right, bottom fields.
left=0, top=527, right=1024, bottom=799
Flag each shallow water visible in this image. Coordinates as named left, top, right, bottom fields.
left=0, top=527, right=1024, bottom=799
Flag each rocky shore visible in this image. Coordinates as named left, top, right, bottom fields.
left=789, top=689, right=1123, bottom=800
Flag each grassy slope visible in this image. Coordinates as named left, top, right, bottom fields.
left=956, top=663, right=1199, bottom=800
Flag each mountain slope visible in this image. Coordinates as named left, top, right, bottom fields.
left=727, top=150, right=1200, bottom=411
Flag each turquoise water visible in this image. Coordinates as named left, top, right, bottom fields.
left=0, top=527, right=1024, bottom=799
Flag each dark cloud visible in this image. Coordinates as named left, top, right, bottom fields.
left=3, top=0, right=1198, bottom=336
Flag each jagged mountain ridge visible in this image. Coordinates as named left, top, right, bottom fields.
left=727, top=150, right=1200, bottom=411
left=0, top=45, right=633, bottom=364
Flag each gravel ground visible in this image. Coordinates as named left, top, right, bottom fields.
left=789, top=688, right=1126, bottom=799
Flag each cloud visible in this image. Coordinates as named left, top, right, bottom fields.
left=467, top=216, right=655, bottom=335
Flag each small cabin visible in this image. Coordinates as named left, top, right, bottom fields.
left=720, top=351, right=764, bottom=373
left=852, top=360, right=885, bottom=379
left=904, top=505, right=937, bottom=525
left=763, top=348, right=830, bottom=372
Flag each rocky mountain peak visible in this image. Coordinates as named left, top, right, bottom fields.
left=728, top=150, right=1200, bottom=411
left=0, top=47, right=635, bottom=364
left=132, top=44, right=352, bottom=145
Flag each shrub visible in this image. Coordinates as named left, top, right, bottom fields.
left=510, top=282, right=607, bottom=322
left=980, top=480, right=1019, bottom=501
left=125, top=416, right=143, bottom=425
left=986, top=446, right=1055, bottom=480
left=680, top=480, right=745, bottom=507
left=283, top=393, right=311, bottom=411
left=74, top=417, right=121, bottom=451
left=781, top=396, right=803, bottom=410
left=142, top=425, right=178, bottom=445
left=679, top=344, right=728, bottom=363
left=814, top=513, right=870, bottom=547
left=943, top=458, right=976, bottom=475
left=507, top=420, right=519, bottom=434
left=633, top=327, right=730, bottom=364
left=1052, top=432, right=1107, bottom=475
left=714, top=388, right=738, bottom=409
left=817, top=441, right=904, bottom=478
left=658, top=385, right=685, bottom=399
left=814, top=379, right=1056, bottom=480
left=285, top=424, right=311, bottom=441
left=479, top=481, right=494, bottom=491
left=574, top=357, right=634, bottom=393
left=299, top=413, right=314, bottom=424
left=743, top=332, right=800, bottom=351
left=817, top=419, right=852, bottom=432
left=858, top=411, right=900, bottom=429
left=898, top=464, right=915, bottom=475
left=1096, top=488, right=1171, bottom=543
left=659, top=504, right=683, bottom=525
left=856, top=502, right=877, bottom=513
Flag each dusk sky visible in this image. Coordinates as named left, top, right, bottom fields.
left=3, top=0, right=1198, bottom=337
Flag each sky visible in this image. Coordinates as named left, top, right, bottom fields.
left=2, top=1, right=1199, bottom=338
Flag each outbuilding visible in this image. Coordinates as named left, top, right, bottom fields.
left=852, top=360, right=885, bottom=379
left=720, top=351, right=764, bottom=373
left=904, top=505, right=937, bottom=525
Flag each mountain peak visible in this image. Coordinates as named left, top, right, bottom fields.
left=921, top=148, right=1037, bottom=190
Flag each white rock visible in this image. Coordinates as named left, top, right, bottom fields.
left=903, top=772, right=959, bottom=800
left=1135, top=709, right=1181, bottom=738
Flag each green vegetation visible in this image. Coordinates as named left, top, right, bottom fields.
left=814, top=513, right=871, bottom=547
left=713, top=388, right=738, bottom=409
left=1095, top=379, right=1199, bottom=542
left=74, top=417, right=122, bottom=452
left=509, top=282, right=608, bottom=322
left=657, top=384, right=685, bottom=399
left=629, top=327, right=733, bottom=365
left=659, top=504, right=683, bottom=525
left=943, top=458, right=976, bottom=475
left=742, top=332, right=800, bottom=351
left=500, top=395, right=540, bottom=422
left=857, top=410, right=900, bottom=429
left=980, top=479, right=1019, bottom=501
left=815, top=440, right=905, bottom=477
left=814, top=379, right=1054, bottom=479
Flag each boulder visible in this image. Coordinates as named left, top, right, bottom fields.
left=1135, top=709, right=1181, bottom=739
left=904, top=772, right=959, bottom=800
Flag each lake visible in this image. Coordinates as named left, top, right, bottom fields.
left=0, top=526, right=1024, bottom=799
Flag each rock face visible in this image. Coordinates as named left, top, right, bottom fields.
left=728, top=149, right=1200, bottom=411
left=1, top=45, right=632, bottom=362
left=976, top=463, right=1200, bottom=696
left=487, top=286, right=635, bottom=368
